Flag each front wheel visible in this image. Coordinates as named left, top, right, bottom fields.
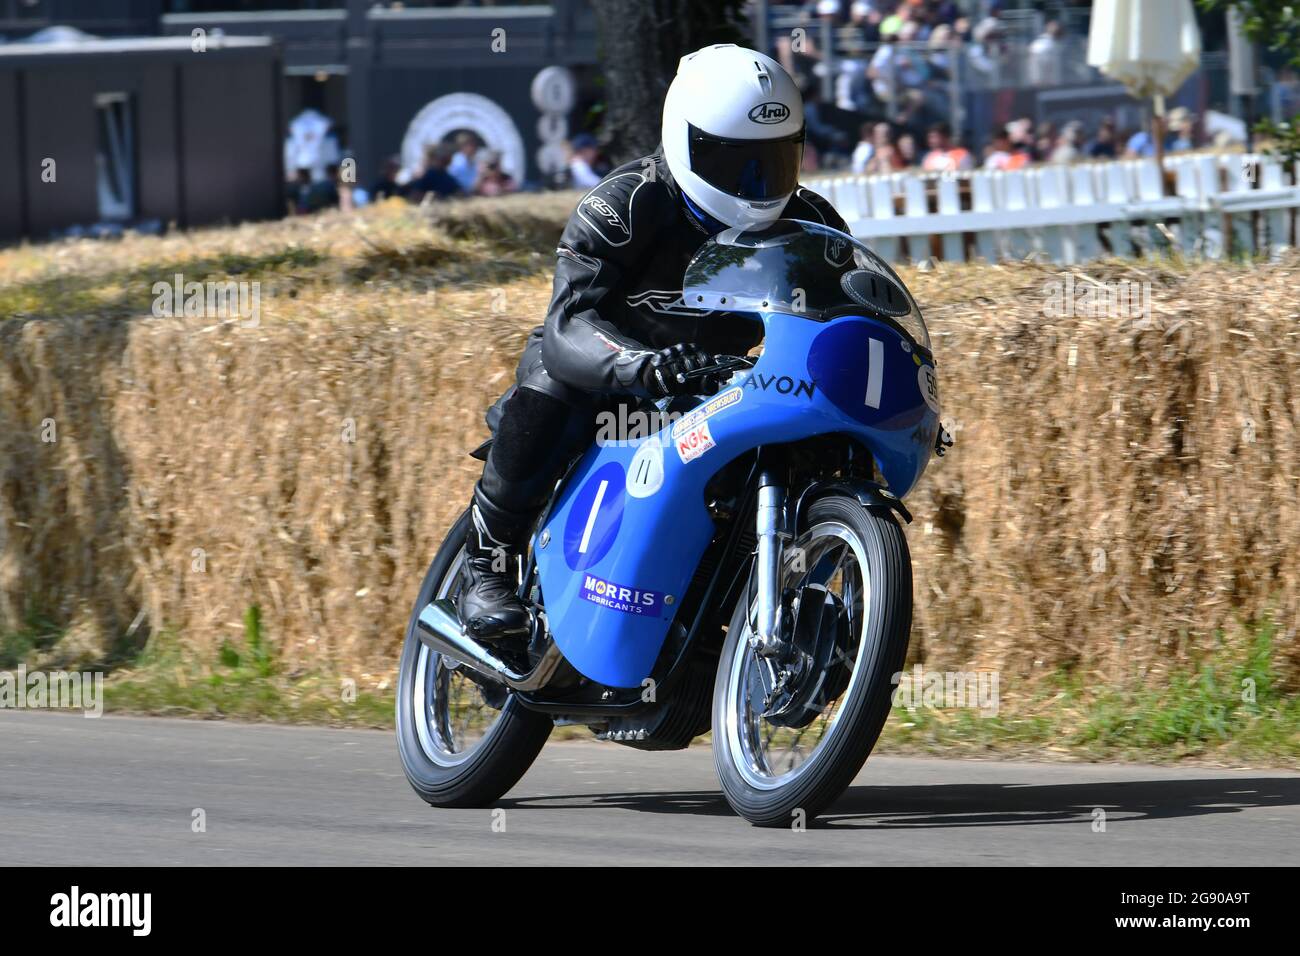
left=396, top=510, right=553, bottom=807
left=712, top=495, right=912, bottom=827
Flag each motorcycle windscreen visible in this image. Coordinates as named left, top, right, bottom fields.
left=682, top=218, right=931, bottom=354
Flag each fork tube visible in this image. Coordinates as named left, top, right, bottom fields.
left=752, top=470, right=786, bottom=658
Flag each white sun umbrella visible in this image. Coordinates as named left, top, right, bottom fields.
left=1087, top=0, right=1202, bottom=175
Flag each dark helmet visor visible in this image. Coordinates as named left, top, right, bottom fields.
left=687, top=124, right=805, bottom=201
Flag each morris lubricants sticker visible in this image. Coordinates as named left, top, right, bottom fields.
left=580, top=573, right=663, bottom=615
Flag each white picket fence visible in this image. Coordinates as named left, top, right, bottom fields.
left=803, top=152, right=1300, bottom=265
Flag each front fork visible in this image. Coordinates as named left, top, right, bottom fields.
left=750, top=468, right=789, bottom=660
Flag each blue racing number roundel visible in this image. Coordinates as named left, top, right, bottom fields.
left=563, top=461, right=626, bottom=571
left=807, top=319, right=914, bottom=425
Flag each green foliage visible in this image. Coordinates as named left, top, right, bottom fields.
left=103, top=628, right=392, bottom=727
left=1196, top=3, right=1300, bottom=176
left=0, top=608, right=63, bottom=669
left=1199, top=1, right=1300, bottom=68
left=1251, top=114, right=1300, bottom=169
left=242, top=605, right=274, bottom=678
left=884, top=620, right=1298, bottom=764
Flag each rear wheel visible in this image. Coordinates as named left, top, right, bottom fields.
left=396, top=511, right=553, bottom=807
left=712, top=495, right=912, bottom=827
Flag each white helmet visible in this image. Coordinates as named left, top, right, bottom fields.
left=662, top=44, right=805, bottom=230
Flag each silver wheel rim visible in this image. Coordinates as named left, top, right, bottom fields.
left=722, top=520, right=875, bottom=791
left=412, top=552, right=511, bottom=767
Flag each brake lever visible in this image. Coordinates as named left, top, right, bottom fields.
left=675, top=356, right=755, bottom=384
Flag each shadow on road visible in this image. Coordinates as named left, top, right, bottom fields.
left=821, top=777, right=1300, bottom=829
left=502, top=790, right=733, bottom=816
left=503, top=777, right=1300, bottom=829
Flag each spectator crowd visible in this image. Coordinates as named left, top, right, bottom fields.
left=285, top=0, right=1225, bottom=216
left=779, top=0, right=1211, bottom=177
left=286, top=122, right=613, bottom=215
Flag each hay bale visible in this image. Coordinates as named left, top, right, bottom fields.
left=1, top=203, right=1296, bottom=693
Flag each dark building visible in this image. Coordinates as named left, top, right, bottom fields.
left=0, top=1, right=600, bottom=240
left=155, top=1, right=598, bottom=192
left=0, top=34, right=283, bottom=242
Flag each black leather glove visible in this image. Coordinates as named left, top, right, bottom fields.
left=639, top=343, right=720, bottom=397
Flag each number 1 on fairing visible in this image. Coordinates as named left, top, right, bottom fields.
left=865, top=338, right=883, bottom=409
left=577, top=479, right=609, bottom=554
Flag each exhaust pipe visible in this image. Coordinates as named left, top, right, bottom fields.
left=415, top=599, right=563, bottom=692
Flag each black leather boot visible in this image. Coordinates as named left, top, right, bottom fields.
left=456, top=484, right=534, bottom=640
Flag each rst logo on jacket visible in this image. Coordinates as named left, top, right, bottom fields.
left=581, top=194, right=630, bottom=237
left=748, top=102, right=790, bottom=124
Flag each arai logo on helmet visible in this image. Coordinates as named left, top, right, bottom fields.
left=748, top=101, right=790, bottom=124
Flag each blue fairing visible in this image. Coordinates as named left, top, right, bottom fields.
left=534, top=310, right=940, bottom=688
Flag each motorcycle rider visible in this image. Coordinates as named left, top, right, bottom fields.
left=458, top=44, right=850, bottom=639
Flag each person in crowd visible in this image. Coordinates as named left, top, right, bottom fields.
left=847, top=0, right=884, bottom=43
left=896, top=131, right=919, bottom=167
left=1272, top=66, right=1300, bottom=121
left=867, top=30, right=898, bottom=103
left=803, top=84, right=851, bottom=162
left=298, top=163, right=340, bottom=213
left=448, top=132, right=480, bottom=194
left=1124, top=107, right=1196, bottom=157
left=879, top=1, right=911, bottom=38
left=966, top=16, right=1006, bottom=86
left=851, top=120, right=893, bottom=174
left=283, top=108, right=340, bottom=186
left=992, top=120, right=1034, bottom=169
left=1027, top=20, right=1066, bottom=87
left=921, top=121, right=972, bottom=172
left=568, top=133, right=605, bottom=189
left=982, top=127, right=1015, bottom=170
left=289, top=167, right=313, bottom=215
left=926, top=22, right=957, bottom=81
left=409, top=143, right=462, bottom=201
left=864, top=124, right=907, bottom=173
left=892, top=88, right=933, bottom=134
left=809, top=0, right=844, bottom=24
left=835, top=53, right=875, bottom=115
left=868, top=33, right=927, bottom=105
left=474, top=150, right=517, bottom=197
left=370, top=156, right=406, bottom=201
left=1084, top=117, right=1118, bottom=159
left=1167, top=107, right=1197, bottom=151
left=1048, top=121, right=1085, bottom=163
left=1033, top=121, right=1057, bottom=162
left=335, top=157, right=367, bottom=211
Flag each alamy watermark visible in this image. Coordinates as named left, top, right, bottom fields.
left=892, top=664, right=1000, bottom=717
left=50, top=886, right=150, bottom=936
left=0, top=666, right=103, bottom=718
left=1042, top=274, right=1151, bottom=325
left=152, top=273, right=260, bottom=327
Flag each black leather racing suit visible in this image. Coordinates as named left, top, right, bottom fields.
left=477, top=146, right=849, bottom=517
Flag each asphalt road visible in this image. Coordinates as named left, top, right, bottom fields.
left=3, top=710, right=1297, bottom=865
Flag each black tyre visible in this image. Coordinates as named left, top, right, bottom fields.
left=712, top=494, right=912, bottom=827
left=396, top=510, right=552, bottom=807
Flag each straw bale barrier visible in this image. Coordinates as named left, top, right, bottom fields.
left=1, top=199, right=1295, bottom=692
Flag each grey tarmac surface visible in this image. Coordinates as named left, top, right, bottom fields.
left=2, top=710, right=1296, bottom=865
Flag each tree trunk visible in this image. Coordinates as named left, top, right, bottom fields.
left=592, top=0, right=748, bottom=164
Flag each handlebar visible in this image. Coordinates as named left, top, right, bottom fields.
left=674, top=354, right=756, bottom=384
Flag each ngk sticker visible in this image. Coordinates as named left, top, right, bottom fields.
left=676, top=421, right=715, bottom=463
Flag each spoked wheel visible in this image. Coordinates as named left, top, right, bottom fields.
left=396, top=510, right=552, bottom=807
left=713, top=494, right=912, bottom=827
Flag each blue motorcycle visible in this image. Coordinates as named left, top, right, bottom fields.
left=396, top=219, right=944, bottom=826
